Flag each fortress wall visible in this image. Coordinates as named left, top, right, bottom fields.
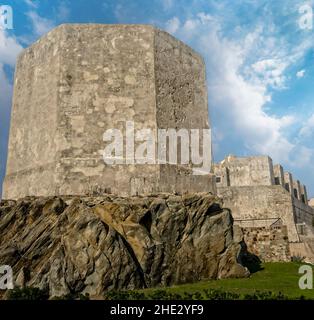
left=293, top=197, right=314, bottom=229
left=242, top=225, right=290, bottom=262
left=213, top=166, right=230, bottom=187
left=214, top=156, right=275, bottom=187
left=3, top=24, right=215, bottom=199
left=54, top=24, right=160, bottom=196
left=154, top=30, right=209, bottom=132
left=289, top=241, right=314, bottom=263
left=218, top=185, right=300, bottom=242
left=153, top=29, right=213, bottom=193
left=3, top=30, right=62, bottom=199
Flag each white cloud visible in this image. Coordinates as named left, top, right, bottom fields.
left=0, top=30, right=22, bottom=196
left=182, top=19, right=198, bottom=33
left=296, top=69, right=306, bottom=78
left=165, top=12, right=310, bottom=165
left=251, top=58, right=288, bottom=88
left=0, top=31, right=23, bottom=174
left=26, top=11, right=55, bottom=36
left=299, top=114, right=314, bottom=137
left=290, top=146, right=314, bottom=168
left=24, top=0, right=38, bottom=8
left=0, top=63, right=12, bottom=108
left=0, top=30, right=23, bottom=66
left=0, top=29, right=23, bottom=110
left=165, top=17, right=180, bottom=34
left=162, top=0, right=174, bottom=11
left=57, top=2, right=70, bottom=21
left=197, top=12, right=214, bottom=24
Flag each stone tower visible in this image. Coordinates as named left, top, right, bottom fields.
left=3, top=24, right=215, bottom=199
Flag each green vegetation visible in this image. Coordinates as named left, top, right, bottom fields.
left=7, top=288, right=90, bottom=300
left=104, top=289, right=291, bottom=300
left=51, top=293, right=90, bottom=300
left=7, top=287, right=49, bottom=300
left=106, top=262, right=314, bottom=300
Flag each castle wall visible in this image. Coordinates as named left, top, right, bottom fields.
left=218, top=185, right=300, bottom=242
left=3, top=30, right=62, bottom=199
left=242, top=225, right=290, bottom=262
left=3, top=24, right=215, bottom=199
left=289, top=241, right=314, bottom=263
left=214, top=166, right=230, bottom=187
left=214, top=155, right=275, bottom=187
left=293, top=197, right=314, bottom=230
left=55, top=24, right=159, bottom=196
left=153, top=29, right=214, bottom=194
left=215, top=155, right=314, bottom=262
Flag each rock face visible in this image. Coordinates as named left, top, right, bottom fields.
left=0, top=193, right=249, bottom=298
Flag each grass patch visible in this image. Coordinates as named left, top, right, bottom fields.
left=130, top=262, right=314, bottom=300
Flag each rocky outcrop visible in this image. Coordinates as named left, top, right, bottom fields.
left=0, top=193, right=249, bottom=298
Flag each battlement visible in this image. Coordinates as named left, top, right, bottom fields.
left=214, top=155, right=314, bottom=259
left=214, top=154, right=308, bottom=204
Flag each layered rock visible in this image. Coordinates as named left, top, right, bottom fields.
left=0, top=193, right=249, bottom=298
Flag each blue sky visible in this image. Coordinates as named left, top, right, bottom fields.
left=1, top=0, right=314, bottom=197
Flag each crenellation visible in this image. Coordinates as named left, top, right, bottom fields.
left=214, top=155, right=275, bottom=187
left=214, top=154, right=314, bottom=261
left=273, top=164, right=285, bottom=186
left=213, top=164, right=230, bottom=187
left=284, top=172, right=294, bottom=195
left=293, top=180, right=302, bottom=201
left=301, top=185, right=308, bottom=204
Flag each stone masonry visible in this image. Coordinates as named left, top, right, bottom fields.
left=242, top=225, right=290, bottom=262
left=2, top=24, right=215, bottom=200
left=214, top=155, right=314, bottom=261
